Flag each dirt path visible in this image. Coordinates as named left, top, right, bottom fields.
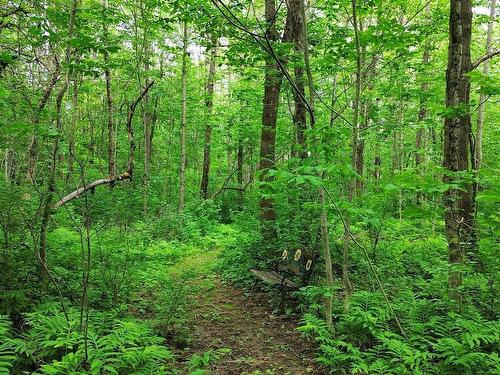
left=175, top=276, right=328, bottom=375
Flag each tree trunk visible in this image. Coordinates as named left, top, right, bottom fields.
left=4, top=149, right=16, bottom=183
left=475, top=0, right=496, bottom=169
left=67, top=77, right=78, bottom=181
left=297, top=0, right=334, bottom=333
left=143, top=53, right=153, bottom=214
left=416, top=6, right=431, bottom=204
left=179, top=21, right=188, bottom=211
left=200, top=35, right=217, bottom=199
left=258, top=0, right=282, bottom=243
left=39, top=84, right=67, bottom=276
left=237, top=139, right=244, bottom=209
left=444, top=0, right=474, bottom=303
left=26, top=61, right=61, bottom=183
left=342, top=0, right=362, bottom=310
left=287, top=0, right=307, bottom=159
left=102, top=0, right=116, bottom=177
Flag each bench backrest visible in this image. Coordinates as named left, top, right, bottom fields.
left=277, top=248, right=315, bottom=286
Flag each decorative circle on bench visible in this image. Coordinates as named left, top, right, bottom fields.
left=294, top=249, right=302, bottom=261
left=306, top=259, right=312, bottom=271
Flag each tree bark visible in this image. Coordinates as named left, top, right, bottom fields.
left=287, top=0, right=307, bottom=159
left=258, top=0, right=282, bottom=243
left=102, top=0, right=116, bottom=178
left=475, top=0, right=496, bottom=169
left=67, top=77, right=79, bottom=181
left=237, top=139, right=244, bottom=208
left=342, top=0, right=362, bottom=310
left=200, top=35, right=217, bottom=199
left=444, top=0, right=474, bottom=303
left=39, top=84, right=67, bottom=274
left=26, top=60, right=61, bottom=183
left=179, top=21, right=188, bottom=211
left=143, top=53, right=153, bottom=214
left=415, top=5, right=431, bottom=204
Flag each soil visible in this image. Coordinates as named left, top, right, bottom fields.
left=173, top=277, right=328, bottom=375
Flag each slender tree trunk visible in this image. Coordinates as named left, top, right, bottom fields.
left=416, top=6, right=431, bottom=204
left=179, top=21, right=188, bottom=211
left=350, top=0, right=362, bottom=199
left=4, top=149, right=15, bottom=183
left=39, top=84, right=67, bottom=276
left=475, top=0, right=496, bottom=169
left=102, top=0, right=115, bottom=177
left=374, top=149, right=381, bottom=188
left=258, top=0, right=282, bottom=243
left=444, top=0, right=474, bottom=303
left=329, top=74, right=337, bottom=127
left=342, top=0, right=362, bottom=310
left=67, top=77, right=78, bottom=181
left=237, top=139, right=244, bottom=208
left=105, top=55, right=115, bottom=176
left=319, top=187, right=334, bottom=333
left=200, top=35, right=217, bottom=199
left=287, top=0, right=307, bottom=159
left=143, top=53, right=153, bottom=213
left=26, top=61, right=61, bottom=183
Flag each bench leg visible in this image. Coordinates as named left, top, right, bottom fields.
left=245, top=279, right=259, bottom=301
left=278, top=287, right=287, bottom=314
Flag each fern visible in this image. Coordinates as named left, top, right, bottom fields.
left=0, top=316, right=20, bottom=375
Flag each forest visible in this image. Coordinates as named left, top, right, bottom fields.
left=0, top=0, right=499, bottom=373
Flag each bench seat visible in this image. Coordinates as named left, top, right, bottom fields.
left=250, top=269, right=298, bottom=289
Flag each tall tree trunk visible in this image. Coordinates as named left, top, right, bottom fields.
left=102, top=0, right=116, bottom=177
left=179, top=21, right=188, bottom=211
left=374, top=150, right=381, bottom=188
left=475, top=0, right=496, bottom=169
left=287, top=0, right=307, bottom=159
left=143, top=53, right=153, bottom=214
left=67, top=77, right=78, bottom=181
left=39, top=84, right=67, bottom=276
left=237, top=139, right=244, bottom=209
left=342, top=0, right=362, bottom=310
left=319, top=187, right=334, bottom=333
left=26, top=61, right=61, bottom=183
left=105, top=56, right=115, bottom=176
left=444, top=0, right=474, bottom=303
left=297, top=0, right=334, bottom=333
left=258, top=0, right=282, bottom=243
left=415, top=5, right=431, bottom=204
left=38, top=0, right=78, bottom=276
left=200, top=35, right=217, bottom=199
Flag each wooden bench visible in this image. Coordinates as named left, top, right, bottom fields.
left=249, top=249, right=314, bottom=312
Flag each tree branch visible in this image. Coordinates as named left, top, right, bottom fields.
left=126, top=80, right=155, bottom=176
left=53, top=172, right=131, bottom=209
left=54, top=81, right=154, bottom=209
left=471, top=50, right=500, bottom=71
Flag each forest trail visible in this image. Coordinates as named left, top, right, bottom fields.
left=174, top=275, right=327, bottom=374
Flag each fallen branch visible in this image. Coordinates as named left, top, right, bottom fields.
left=53, top=172, right=131, bottom=208
left=54, top=81, right=155, bottom=209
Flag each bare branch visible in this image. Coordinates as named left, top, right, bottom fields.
left=53, top=173, right=131, bottom=209
left=471, top=50, right=500, bottom=70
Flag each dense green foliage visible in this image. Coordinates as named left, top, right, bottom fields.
left=1, top=0, right=499, bottom=373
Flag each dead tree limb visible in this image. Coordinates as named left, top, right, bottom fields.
left=54, top=81, right=154, bottom=209
left=54, top=173, right=131, bottom=208
left=126, top=80, right=155, bottom=176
